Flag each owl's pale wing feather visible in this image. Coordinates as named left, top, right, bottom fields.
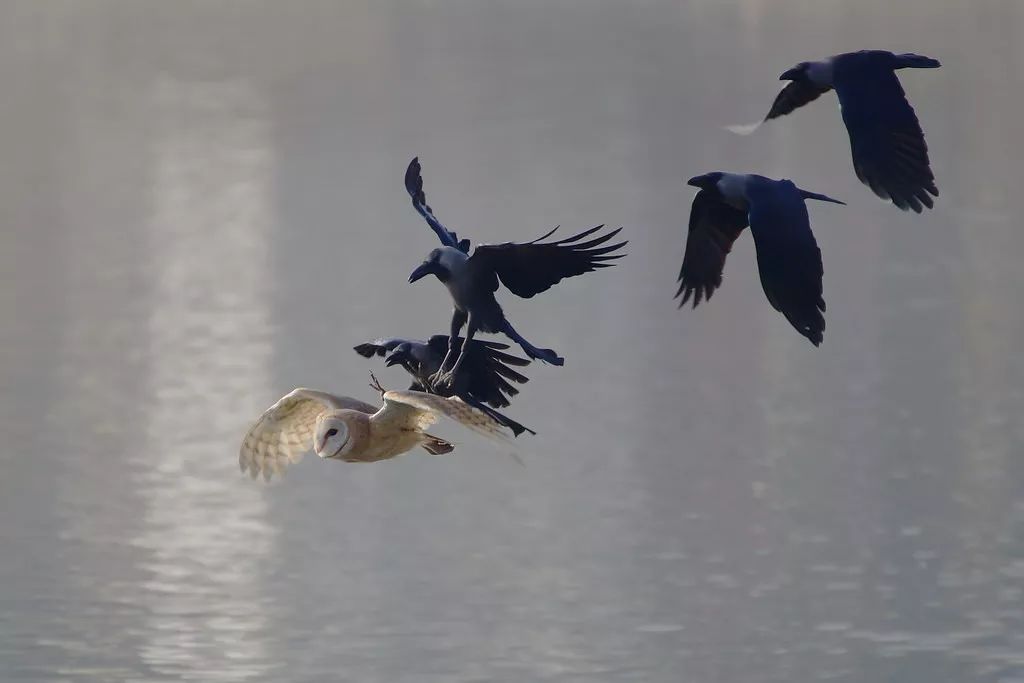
left=374, top=393, right=440, bottom=433
left=380, top=390, right=513, bottom=442
left=239, top=388, right=375, bottom=481
left=298, top=390, right=379, bottom=415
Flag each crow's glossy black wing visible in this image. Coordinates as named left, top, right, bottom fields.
left=470, top=225, right=627, bottom=298
left=675, top=190, right=749, bottom=308
left=424, top=335, right=515, bottom=355
left=405, top=157, right=469, bottom=251
left=746, top=179, right=827, bottom=346
left=471, top=350, right=530, bottom=409
left=426, top=335, right=530, bottom=408
left=425, top=335, right=452, bottom=359
left=353, top=338, right=409, bottom=358
left=834, top=65, right=938, bottom=212
left=765, top=80, right=831, bottom=121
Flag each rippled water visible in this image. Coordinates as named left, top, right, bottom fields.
left=2, top=2, right=1024, bottom=681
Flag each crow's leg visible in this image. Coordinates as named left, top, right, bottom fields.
left=434, top=309, right=467, bottom=374
left=432, top=314, right=478, bottom=390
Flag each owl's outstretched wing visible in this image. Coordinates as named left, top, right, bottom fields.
left=378, top=390, right=513, bottom=443
left=239, top=388, right=375, bottom=481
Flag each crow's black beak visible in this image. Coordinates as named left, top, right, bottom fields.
left=687, top=174, right=708, bottom=188
left=779, top=66, right=801, bottom=81
left=408, top=262, right=434, bottom=283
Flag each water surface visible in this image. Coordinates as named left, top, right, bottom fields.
left=2, top=2, right=1024, bottom=681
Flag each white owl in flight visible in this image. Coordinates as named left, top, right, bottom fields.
left=239, top=378, right=512, bottom=481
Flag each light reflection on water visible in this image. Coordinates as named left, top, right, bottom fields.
left=128, top=79, right=277, bottom=679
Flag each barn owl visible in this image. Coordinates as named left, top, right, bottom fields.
left=239, top=382, right=512, bottom=481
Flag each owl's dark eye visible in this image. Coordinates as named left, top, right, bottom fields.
left=325, top=428, right=338, bottom=438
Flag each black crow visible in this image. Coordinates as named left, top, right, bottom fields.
left=404, top=157, right=627, bottom=387
left=354, top=335, right=536, bottom=436
left=765, top=50, right=940, bottom=213
left=678, top=172, right=844, bottom=346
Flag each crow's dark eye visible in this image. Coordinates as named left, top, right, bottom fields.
left=325, top=428, right=338, bottom=438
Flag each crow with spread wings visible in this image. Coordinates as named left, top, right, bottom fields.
left=677, top=172, right=844, bottom=346
left=404, top=157, right=627, bottom=388
left=762, top=50, right=940, bottom=213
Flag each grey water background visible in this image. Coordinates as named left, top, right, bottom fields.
left=1, top=1, right=1023, bottom=681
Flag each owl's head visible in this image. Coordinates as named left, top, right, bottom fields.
left=314, top=413, right=355, bottom=460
